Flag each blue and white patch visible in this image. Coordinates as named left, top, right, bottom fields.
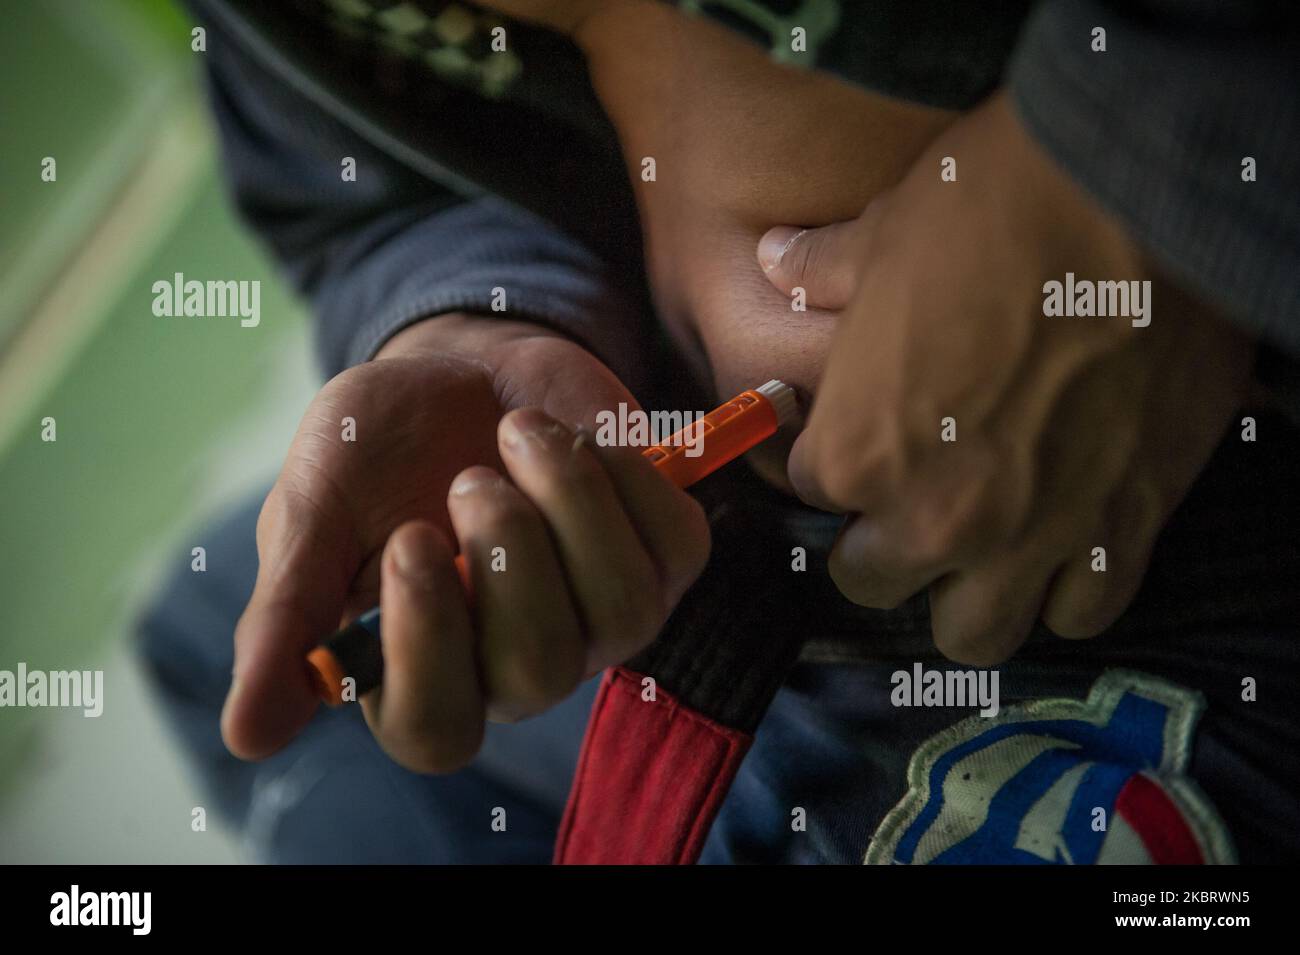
left=866, top=670, right=1234, bottom=864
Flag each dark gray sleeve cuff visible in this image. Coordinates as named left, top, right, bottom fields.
left=312, top=195, right=649, bottom=392
left=1008, top=1, right=1300, bottom=361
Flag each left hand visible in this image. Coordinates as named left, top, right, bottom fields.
left=758, top=92, right=1255, bottom=664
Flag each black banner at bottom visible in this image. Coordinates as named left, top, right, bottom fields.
left=2, top=865, right=1281, bottom=940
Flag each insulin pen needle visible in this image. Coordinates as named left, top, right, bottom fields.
left=306, top=379, right=800, bottom=706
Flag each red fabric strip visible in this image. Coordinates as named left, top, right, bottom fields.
left=554, top=666, right=752, bottom=865
left=1116, top=773, right=1205, bottom=864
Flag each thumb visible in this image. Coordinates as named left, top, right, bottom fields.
left=756, top=218, right=864, bottom=309
left=222, top=492, right=359, bottom=760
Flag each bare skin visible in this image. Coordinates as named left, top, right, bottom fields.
left=572, top=1, right=954, bottom=488
left=466, top=1, right=953, bottom=480
left=223, top=1, right=1255, bottom=768
left=223, top=3, right=948, bottom=766
left=487, top=1, right=1255, bottom=657
left=223, top=314, right=708, bottom=769
left=762, top=93, right=1254, bottom=660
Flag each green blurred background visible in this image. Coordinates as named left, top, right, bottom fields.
left=0, top=0, right=317, bottom=861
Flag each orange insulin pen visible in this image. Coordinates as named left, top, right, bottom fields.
left=307, top=379, right=799, bottom=705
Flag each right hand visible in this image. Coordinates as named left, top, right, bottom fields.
left=223, top=314, right=710, bottom=772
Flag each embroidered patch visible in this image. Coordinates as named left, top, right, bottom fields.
left=866, top=669, right=1234, bottom=865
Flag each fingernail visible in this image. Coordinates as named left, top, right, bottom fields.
left=392, top=527, right=439, bottom=584
left=757, top=226, right=804, bottom=272
left=449, top=468, right=501, bottom=497
left=500, top=409, right=571, bottom=454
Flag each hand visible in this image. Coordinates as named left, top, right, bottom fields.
left=760, top=92, right=1254, bottom=663
left=223, top=314, right=709, bottom=772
